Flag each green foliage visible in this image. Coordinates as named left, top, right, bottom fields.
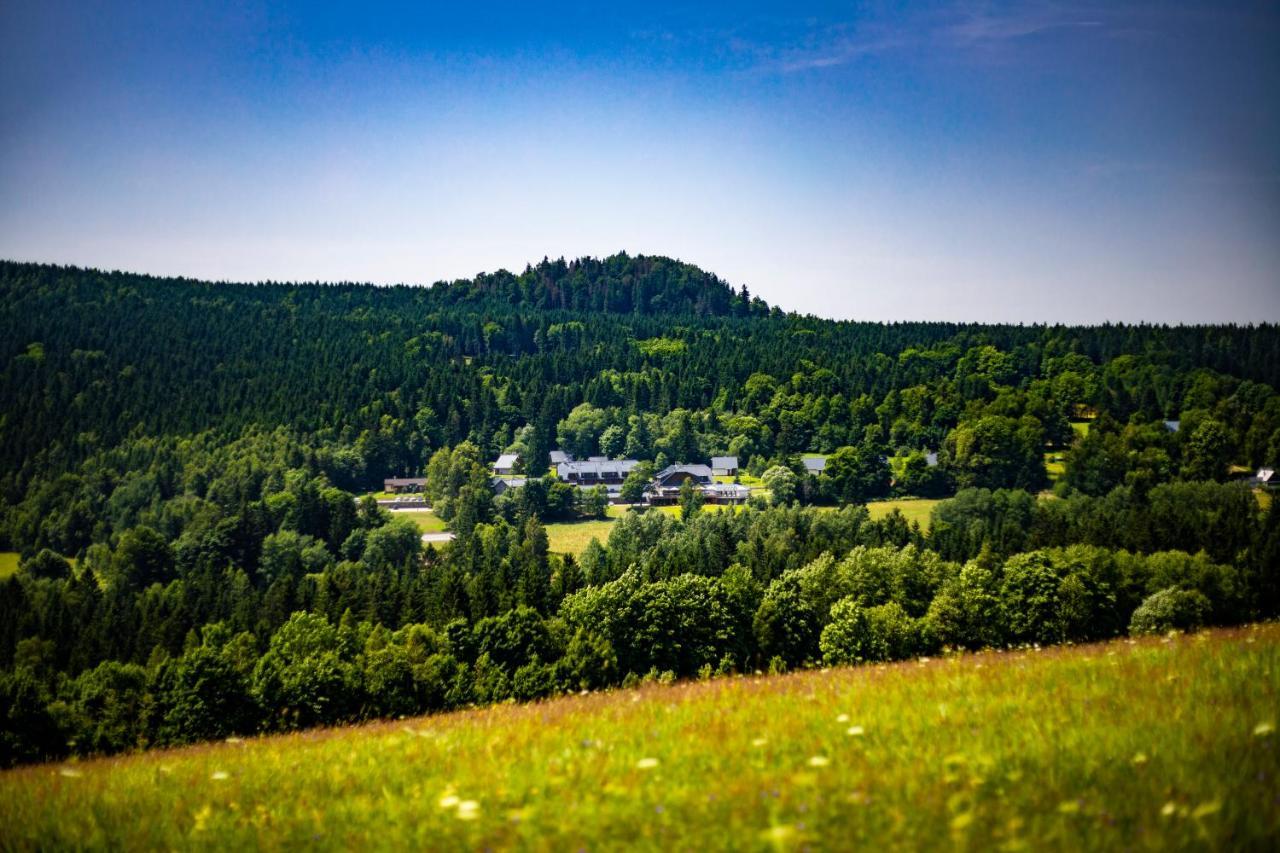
left=1129, top=587, right=1212, bottom=635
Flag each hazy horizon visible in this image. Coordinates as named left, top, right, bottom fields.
left=2, top=1, right=1277, bottom=324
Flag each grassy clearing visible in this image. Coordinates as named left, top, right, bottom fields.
left=2, top=626, right=1275, bottom=849
left=0, top=552, right=19, bottom=579
left=547, top=505, right=752, bottom=555
left=389, top=510, right=448, bottom=533
left=1045, top=451, right=1067, bottom=482
left=1070, top=420, right=1091, bottom=439
left=545, top=520, right=617, bottom=557
left=865, top=498, right=942, bottom=531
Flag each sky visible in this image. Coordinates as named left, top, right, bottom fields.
left=1, top=1, right=1277, bottom=323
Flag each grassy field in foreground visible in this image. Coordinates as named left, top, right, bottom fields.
left=865, top=498, right=942, bottom=531
left=2, top=627, right=1275, bottom=850
left=0, top=552, right=18, bottom=579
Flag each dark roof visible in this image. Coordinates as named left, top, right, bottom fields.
left=384, top=477, right=427, bottom=487
left=654, top=464, right=714, bottom=482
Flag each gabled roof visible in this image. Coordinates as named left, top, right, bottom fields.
left=710, top=456, right=738, bottom=469
left=802, top=456, right=827, bottom=473
left=494, top=453, right=520, bottom=469
left=491, top=476, right=525, bottom=492
left=549, top=450, right=571, bottom=465
left=1258, top=467, right=1276, bottom=483
left=1163, top=420, right=1181, bottom=433
left=587, top=456, right=609, bottom=462
left=654, top=464, right=714, bottom=482
left=384, top=477, right=427, bottom=487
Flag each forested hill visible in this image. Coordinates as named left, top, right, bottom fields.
left=1, top=255, right=1279, bottom=497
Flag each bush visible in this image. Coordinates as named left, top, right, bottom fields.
left=1129, top=587, right=1212, bottom=635
left=821, top=599, right=920, bottom=665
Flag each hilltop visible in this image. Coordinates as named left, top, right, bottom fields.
left=2, top=625, right=1276, bottom=849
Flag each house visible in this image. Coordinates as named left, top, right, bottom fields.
left=802, top=456, right=827, bottom=475
left=710, top=455, right=739, bottom=476
left=1163, top=420, right=1181, bottom=433
left=1254, top=467, right=1276, bottom=488
left=556, top=459, right=640, bottom=487
left=646, top=465, right=751, bottom=505
left=493, top=453, right=521, bottom=476
left=587, top=455, right=609, bottom=463
left=645, top=464, right=713, bottom=505
left=383, top=477, right=427, bottom=494
left=491, top=476, right=525, bottom=496
left=925, top=452, right=939, bottom=467
left=549, top=450, right=572, bottom=467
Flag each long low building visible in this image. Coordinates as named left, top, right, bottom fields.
left=557, top=459, right=640, bottom=486
left=384, top=477, right=427, bottom=493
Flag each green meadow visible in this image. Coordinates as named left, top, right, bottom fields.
left=390, top=509, right=448, bottom=533
left=865, top=498, right=942, bottom=531
left=0, top=552, right=19, bottom=580
left=2, top=625, right=1275, bottom=850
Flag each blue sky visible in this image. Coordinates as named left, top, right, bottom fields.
left=1, top=1, right=1276, bottom=322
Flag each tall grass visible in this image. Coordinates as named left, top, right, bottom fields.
left=2, top=626, right=1276, bottom=849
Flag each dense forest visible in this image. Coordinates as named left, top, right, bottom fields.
left=1, top=255, right=1277, bottom=766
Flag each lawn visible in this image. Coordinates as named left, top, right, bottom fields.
left=546, top=505, right=753, bottom=556
left=865, top=498, right=942, bottom=531
left=2, top=626, right=1275, bottom=849
left=1044, top=451, right=1067, bottom=481
left=0, top=552, right=18, bottom=580
left=389, top=509, right=448, bottom=533
left=545, top=520, right=617, bottom=556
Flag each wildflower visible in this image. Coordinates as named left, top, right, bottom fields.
left=210, top=771, right=229, bottom=781
left=1254, top=721, right=1275, bottom=737
left=456, top=800, right=480, bottom=821
left=225, top=736, right=243, bottom=744
left=836, top=714, right=849, bottom=723
left=807, top=755, right=830, bottom=768
left=846, top=725, right=865, bottom=737
left=1131, top=752, right=1148, bottom=766
left=58, top=767, right=82, bottom=778
left=636, top=757, right=659, bottom=769
left=438, top=793, right=460, bottom=809
left=1160, top=801, right=1177, bottom=818
left=751, top=737, right=768, bottom=747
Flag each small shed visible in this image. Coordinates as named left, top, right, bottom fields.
left=493, top=453, right=521, bottom=476
left=710, top=456, right=739, bottom=476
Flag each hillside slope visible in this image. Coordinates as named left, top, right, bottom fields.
left=2, top=625, right=1276, bottom=850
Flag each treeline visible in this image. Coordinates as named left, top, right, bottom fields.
left=2, top=477, right=1276, bottom=766
left=3, top=257, right=1279, bottom=501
